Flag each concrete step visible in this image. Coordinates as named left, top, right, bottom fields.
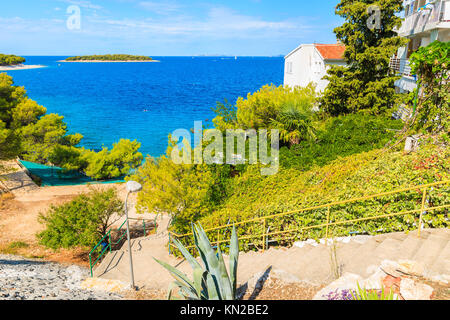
left=329, top=242, right=362, bottom=268
left=420, top=228, right=450, bottom=239
left=384, top=231, right=409, bottom=241
left=428, top=239, right=450, bottom=276
left=412, top=234, right=449, bottom=275
left=342, top=238, right=382, bottom=276
left=395, top=233, right=424, bottom=261
left=94, top=249, right=126, bottom=277
left=291, top=245, right=335, bottom=284
left=373, top=238, right=404, bottom=260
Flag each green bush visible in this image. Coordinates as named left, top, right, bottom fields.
left=213, top=84, right=316, bottom=131
left=38, top=188, right=124, bottom=249
left=408, top=40, right=449, bottom=136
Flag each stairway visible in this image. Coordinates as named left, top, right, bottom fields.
left=94, top=228, right=450, bottom=290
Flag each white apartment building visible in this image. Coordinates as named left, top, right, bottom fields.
left=284, top=43, right=347, bottom=92
left=391, top=0, right=450, bottom=92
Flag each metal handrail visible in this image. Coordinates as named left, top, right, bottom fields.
left=88, top=217, right=156, bottom=277
left=169, top=180, right=449, bottom=254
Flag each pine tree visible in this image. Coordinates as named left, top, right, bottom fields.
left=321, top=0, right=408, bottom=115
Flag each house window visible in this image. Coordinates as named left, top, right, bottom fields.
left=286, top=62, right=293, bottom=74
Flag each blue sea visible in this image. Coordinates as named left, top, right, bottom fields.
left=5, top=56, right=284, bottom=157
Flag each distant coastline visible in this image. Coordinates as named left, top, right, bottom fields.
left=0, top=64, right=46, bottom=71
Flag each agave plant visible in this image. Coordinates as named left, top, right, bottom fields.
left=154, top=223, right=239, bottom=300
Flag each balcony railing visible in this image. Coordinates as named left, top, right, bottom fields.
left=399, top=1, right=449, bottom=35
left=389, top=58, right=414, bottom=77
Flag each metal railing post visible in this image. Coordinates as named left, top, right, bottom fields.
left=108, top=231, right=112, bottom=252
left=418, top=188, right=427, bottom=238
left=143, top=220, right=146, bottom=236
left=217, top=229, right=220, bottom=251
left=262, top=218, right=266, bottom=251
left=89, top=254, right=93, bottom=277
left=168, top=233, right=172, bottom=255
left=325, top=206, right=330, bottom=245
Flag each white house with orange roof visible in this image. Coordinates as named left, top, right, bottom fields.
left=284, top=43, right=346, bottom=92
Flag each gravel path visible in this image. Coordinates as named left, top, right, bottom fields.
left=0, top=254, right=124, bottom=300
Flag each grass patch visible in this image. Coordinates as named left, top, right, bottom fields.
left=0, top=192, right=14, bottom=209
left=0, top=241, right=30, bottom=255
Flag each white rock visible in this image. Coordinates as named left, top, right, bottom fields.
left=351, top=235, right=371, bottom=244
left=366, top=264, right=379, bottom=275
left=400, top=278, right=433, bottom=300
left=429, top=274, right=450, bottom=285
left=306, top=239, right=319, bottom=247
left=313, top=273, right=363, bottom=300
left=341, top=236, right=351, bottom=244
left=380, top=260, right=403, bottom=278
left=361, top=267, right=387, bottom=290
left=293, top=241, right=305, bottom=248
left=397, top=259, right=425, bottom=276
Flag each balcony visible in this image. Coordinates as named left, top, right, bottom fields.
left=389, top=58, right=414, bottom=78
left=398, top=1, right=450, bottom=37
left=390, top=57, right=418, bottom=92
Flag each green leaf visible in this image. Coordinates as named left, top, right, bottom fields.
left=153, top=257, right=197, bottom=294
left=229, top=224, right=239, bottom=298
left=216, top=246, right=233, bottom=300
left=172, top=237, right=202, bottom=270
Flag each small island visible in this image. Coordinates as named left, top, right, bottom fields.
left=63, top=54, right=157, bottom=62
left=0, top=54, right=45, bottom=71
left=0, top=54, right=25, bottom=66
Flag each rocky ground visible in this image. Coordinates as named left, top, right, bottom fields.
left=0, top=254, right=124, bottom=300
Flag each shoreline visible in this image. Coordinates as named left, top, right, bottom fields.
left=0, top=64, right=46, bottom=71
left=58, top=60, right=160, bottom=63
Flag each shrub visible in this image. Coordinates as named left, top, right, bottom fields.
left=408, top=40, right=449, bottom=136
left=213, top=84, right=316, bottom=131
left=38, top=187, right=124, bottom=249
left=270, top=101, right=316, bottom=145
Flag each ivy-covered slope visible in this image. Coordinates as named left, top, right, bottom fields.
left=195, top=142, right=449, bottom=249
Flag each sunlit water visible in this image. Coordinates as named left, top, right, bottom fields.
left=5, top=56, right=283, bottom=157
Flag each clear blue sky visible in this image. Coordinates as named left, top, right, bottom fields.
left=0, top=0, right=343, bottom=56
